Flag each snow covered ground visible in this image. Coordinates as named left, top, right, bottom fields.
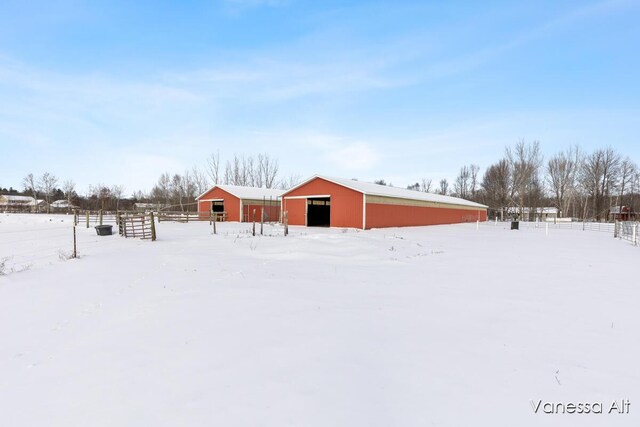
left=0, top=214, right=638, bottom=426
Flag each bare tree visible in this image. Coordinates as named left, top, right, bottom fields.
left=206, top=150, right=221, bottom=185
left=438, top=178, right=449, bottom=195
left=616, top=157, right=637, bottom=219
left=223, top=160, right=233, bottom=185
left=217, top=153, right=281, bottom=188
left=150, top=173, right=172, bottom=207
left=89, top=184, right=111, bottom=210
left=132, top=190, right=146, bottom=202
left=111, top=185, right=125, bottom=211
left=171, top=174, right=185, bottom=211
left=631, top=170, right=640, bottom=218
left=454, top=166, right=471, bottom=199
left=546, top=146, right=580, bottom=218
left=481, top=159, right=511, bottom=220
left=505, top=140, right=543, bottom=219
left=469, top=164, right=480, bottom=199
left=182, top=171, right=197, bottom=203
left=420, top=178, right=432, bottom=193
left=259, top=153, right=279, bottom=188
left=278, top=173, right=303, bottom=190
left=191, top=166, right=210, bottom=196
left=38, top=172, right=58, bottom=213
left=22, top=173, right=39, bottom=211
left=246, top=156, right=257, bottom=187
left=169, top=171, right=197, bottom=212
left=231, top=155, right=246, bottom=186
left=580, top=147, right=620, bottom=220
left=62, top=180, right=76, bottom=209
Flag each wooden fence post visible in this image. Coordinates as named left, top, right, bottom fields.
left=99, top=209, right=103, bottom=226
left=213, top=213, right=217, bottom=235
left=260, top=209, right=264, bottom=235
left=86, top=211, right=90, bottom=228
left=150, top=212, right=156, bottom=241
left=284, top=211, right=288, bottom=236
left=73, top=225, right=77, bottom=259
left=252, top=209, right=256, bottom=236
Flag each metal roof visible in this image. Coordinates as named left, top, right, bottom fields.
left=283, top=175, right=488, bottom=209
left=197, top=185, right=285, bottom=201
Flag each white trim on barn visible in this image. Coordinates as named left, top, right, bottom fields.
left=362, top=194, right=366, bottom=230
left=283, top=194, right=331, bottom=200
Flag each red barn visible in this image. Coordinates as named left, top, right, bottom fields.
left=281, top=175, right=488, bottom=229
left=196, top=185, right=284, bottom=222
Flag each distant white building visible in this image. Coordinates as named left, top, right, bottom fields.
left=0, top=195, right=39, bottom=212
left=28, top=199, right=48, bottom=211
left=506, top=207, right=559, bottom=221
left=134, top=202, right=170, bottom=212
left=50, top=200, right=79, bottom=211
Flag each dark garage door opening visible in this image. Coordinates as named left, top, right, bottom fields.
left=211, top=201, right=224, bottom=213
left=307, top=197, right=330, bottom=227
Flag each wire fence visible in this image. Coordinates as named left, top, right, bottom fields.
left=488, top=219, right=616, bottom=234
left=485, top=219, right=640, bottom=250
left=75, top=211, right=120, bottom=226
left=0, top=213, right=131, bottom=275
left=615, top=221, right=639, bottom=246
left=0, top=224, right=77, bottom=274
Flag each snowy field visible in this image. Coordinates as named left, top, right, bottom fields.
left=0, top=214, right=638, bottom=426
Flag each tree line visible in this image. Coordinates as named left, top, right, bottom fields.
left=396, top=141, right=637, bottom=221
left=2, top=152, right=302, bottom=212
left=0, top=172, right=130, bottom=212
left=145, top=152, right=302, bottom=211
left=3, top=143, right=637, bottom=220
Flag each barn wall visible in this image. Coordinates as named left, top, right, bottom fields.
left=283, top=198, right=307, bottom=226
left=366, top=202, right=487, bottom=229
left=282, top=178, right=363, bottom=228
left=197, top=187, right=241, bottom=221
left=242, top=202, right=281, bottom=222
left=366, top=195, right=485, bottom=211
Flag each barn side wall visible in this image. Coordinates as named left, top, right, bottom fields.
left=242, top=199, right=281, bottom=223
left=283, top=198, right=306, bottom=226
left=366, top=202, right=487, bottom=229
left=282, top=178, right=363, bottom=228
left=197, top=187, right=241, bottom=221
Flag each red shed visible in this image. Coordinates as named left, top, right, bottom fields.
left=196, top=185, right=284, bottom=222
left=281, top=175, right=488, bottom=229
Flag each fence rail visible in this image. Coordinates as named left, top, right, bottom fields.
left=157, top=211, right=227, bottom=223
left=506, top=220, right=616, bottom=234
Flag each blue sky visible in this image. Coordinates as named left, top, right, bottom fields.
left=1, top=0, right=639, bottom=194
